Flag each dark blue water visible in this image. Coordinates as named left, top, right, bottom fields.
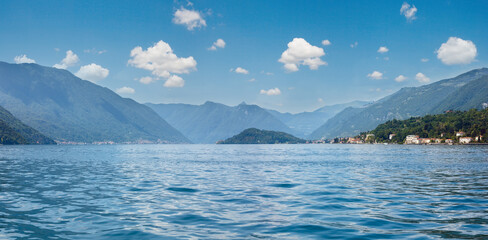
left=1, top=144, right=487, bottom=239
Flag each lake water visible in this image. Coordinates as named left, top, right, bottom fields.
left=0, top=144, right=487, bottom=239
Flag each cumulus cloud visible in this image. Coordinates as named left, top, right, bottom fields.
left=415, top=72, right=430, bottom=83
left=128, top=40, right=196, bottom=88
left=116, top=87, right=135, bottom=94
left=400, top=2, right=417, bottom=21
left=321, top=39, right=331, bottom=46
left=75, top=63, right=109, bottom=82
left=260, top=88, right=281, bottom=96
left=367, top=71, right=383, bottom=80
left=172, top=7, right=206, bottom=30
left=377, top=46, right=389, bottom=53
left=14, top=54, right=36, bottom=64
left=139, top=76, right=155, bottom=84
left=234, top=67, right=249, bottom=74
left=395, top=75, right=407, bottom=82
left=350, top=42, right=358, bottom=48
left=208, top=38, right=225, bottom=50
left=53, top=50, right=79, bottom=69
left=164, top=75, right=185, bottom=88
left=421, top=58, right=429, bottom=62
left=436, top=37, right=477, bottom=65
left=278, top=38, right=326, bottom=72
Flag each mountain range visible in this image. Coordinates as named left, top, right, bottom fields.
left=0, top=62, right=190, bottom=143
left=146, top=100, right=366, bottom=143
left=146, top=101, right=295, bottom=143
left=1, top=61, right=486, bottom=144
left=310, top=68, right=488, bottom=139
left=267, top=100, right=369, bottom=136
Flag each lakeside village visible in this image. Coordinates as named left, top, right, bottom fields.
left=311, top=131, right=484, bottom=145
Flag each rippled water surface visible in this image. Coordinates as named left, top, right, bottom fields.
left=1, top=144, right=487, bottom=239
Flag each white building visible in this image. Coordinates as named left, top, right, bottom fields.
left=405, top=135, right=420, bottom=144
left=456, top=131, right=466, bottom=137
left=459, top=137, right=473, bottom=144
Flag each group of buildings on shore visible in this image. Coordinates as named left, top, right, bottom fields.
left=312, top=131, right=484, bottom=145
left=402, top=132, right=483, bottom=145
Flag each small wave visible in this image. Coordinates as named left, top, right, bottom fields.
left=167, top=187, right=199, bottom=193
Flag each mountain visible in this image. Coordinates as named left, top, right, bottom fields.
left=217, top=128, right=306, bottom=144
left=430, top=75, right=488, bottom=113
left=267, top=100, right=369, bottom=137
left=310, top=68, right=488, bottom=139
left=0, top=105, right=56, bottom=144
left=0, top=62, right=189, bottom=143
left=146, top=101, right=295, bottom=143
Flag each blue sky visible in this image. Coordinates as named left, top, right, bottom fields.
left=1, top=0, right=487, bottom=113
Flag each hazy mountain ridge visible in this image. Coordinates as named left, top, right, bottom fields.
left=267, top=100, right=370, bottom=136
left=146, top=101, right=295, bottom=143
left=0, top=62, right=190, bottom=143
left=310, top=68, right=488, bottom=139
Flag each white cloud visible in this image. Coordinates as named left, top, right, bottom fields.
left=164, top=75, right=185, bottom=88
left=278, top=38, right=326, bottom=72
left=395, top=75, right=407, bottom=82
left=139, top=76, right=155, bottom=84
left=75, top=63, right=109, bottom=82
left=129, top=40, right=196, bottom=77
left=84, top=48, right=107, bottom=55
left=400, top=2, right=417, bottom=21
left=367, top=71, right=383, bottom=80
left=248, top=78, right=256, bottom=82
left=436, top=37, right=477, bottom=65
left=14, top=54, right=36, bottom=64
left=234, top=67, right=249, bottom=74
left=208, top=38, right=226, bottom=51
left=260, top=88, right=281, bottom=96
left=350, top=42, right=358, bottom=48
left=128, top=40, right=196, bottom=87
left=215, top=39, right=225, bottom=48
left=377, top=46, right=389, bottom=53
left=421, top=58, right=429, bottom=62
left=53, top=50, right=79, bottom=69
left=172, top=7, right=206, bottom=30
left=415, top=72, right=430, bottom=83
left=321, top=39, right=331, bottom=46
left=116, top=87, right=135, bottom=94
